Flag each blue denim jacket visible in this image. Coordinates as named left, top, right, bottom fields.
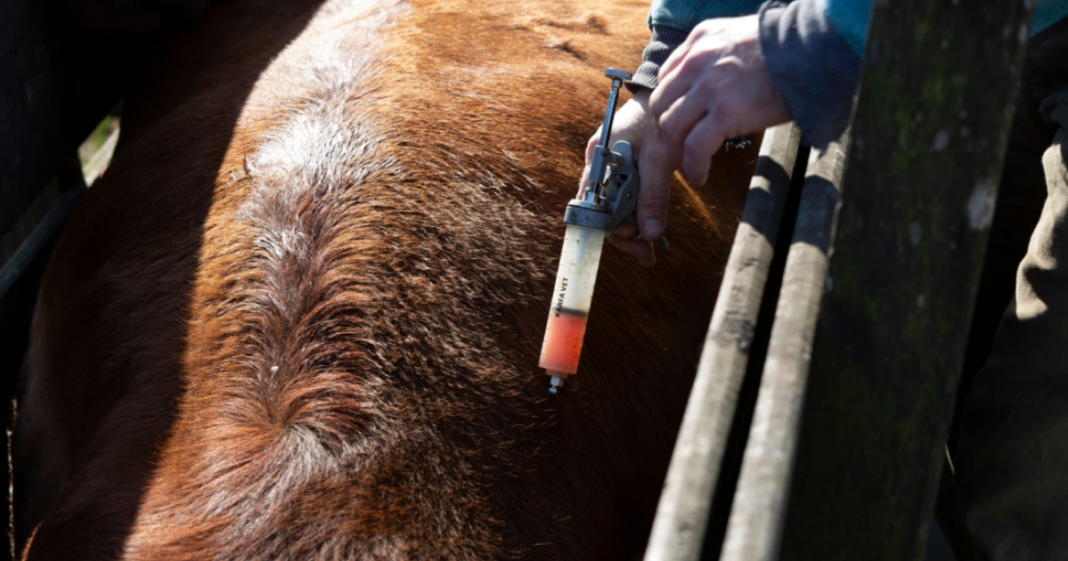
left=651, top=0, right=1068, bottom=55
left=648, top=0, right=765, bottom=32
left=643, top=0, right=1068, bottom=146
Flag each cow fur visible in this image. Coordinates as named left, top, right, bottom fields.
left=14, top=0, right=756, bottom=558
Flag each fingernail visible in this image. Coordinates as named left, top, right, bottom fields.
left=643, top=219, right=664, bottom=239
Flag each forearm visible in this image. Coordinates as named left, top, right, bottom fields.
left=631, top=0, right=860, bottom=147
left=629, top=26, right=690, bottom=91
left=630, top=0, right=766, bottom=91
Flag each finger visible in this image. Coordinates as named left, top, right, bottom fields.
left=636, top=134, right=672, bottom=241
left=650, top=60, right=699, bottom=120
left=585, top=128, right=601, bottom=163
left=681, top=114, right=726, bottom=187
left=611, top=221, right=638, bottom=239
left=578, top=165, right=592, bottom=197
left=656, top=90, right=710, bottom=155
left=658, top=25, right=705, bottom=81
left=578, top=130, right=602, bottom=196
left=658, top=39, right=692, bottom=84
left=652, top=43, right=722, bottom=121
left=608, top=236, right=656, bottom=267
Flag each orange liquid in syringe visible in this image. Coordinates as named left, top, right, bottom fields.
left=539, top=311, right=589, bottom=375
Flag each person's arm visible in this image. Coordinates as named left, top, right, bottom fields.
left=756, top=0, right=862, bottom=147
left=583, top=2, right=778, bottom=265
left=636, top=0, right=1068, bottom=147
left=586, top=0, right=864, bottom=264
left=630, top=0, right=767, bottom=92
left=619, top=0, right=860, bottom=266
left=610, top=0, right=1068, bottom=265
left=628, top=26, right=691, bottom=92
left=754, top=0, right=1068, bottom=146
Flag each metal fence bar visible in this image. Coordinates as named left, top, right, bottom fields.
left=778, top=0, right=1035, bottom=558
left=719, top=133, right=849, bottom=561
left=0, top=182, right=84, bottom=301
left=644, top=123, right=802, bottom=561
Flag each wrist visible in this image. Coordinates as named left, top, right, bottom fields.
left=627, top=25, right=691, bottom=93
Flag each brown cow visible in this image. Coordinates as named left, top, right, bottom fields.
left=13, top=0, right=756, bottom=558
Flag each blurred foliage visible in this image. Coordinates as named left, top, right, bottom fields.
left=78, top=115, right=120, bottom=167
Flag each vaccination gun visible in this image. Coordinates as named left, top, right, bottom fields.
left=538, top=68, right=641, bottom=394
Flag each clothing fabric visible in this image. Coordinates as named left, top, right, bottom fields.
left=647, top=0, right=764, bottom=30
left=646, top=0, right=1068, bottom=58
left=629, top=2, right=1068, bottom=559
left=628, top=26, right=691, bottom=92
left=954, top=17, right=1068, bottom=561
left=634, top=0, right=1068, bottom=146
left=818, top=0, right=1068, bottom=57
left=816, top=0, right=866, bottom=54
left=758, top=0, right=858, bottom=147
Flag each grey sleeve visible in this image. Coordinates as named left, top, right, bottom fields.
left=758, top=0, right=861, bottom=147
left=627, top=25, right=691, bottom=93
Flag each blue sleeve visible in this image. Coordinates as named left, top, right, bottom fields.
left=648, top=0, right=767, bottom=31
left=628, top=25, right=692, bottom=91
left=1034, top=0, right=1068, bottom=35
left=631, top=0, right=779, bottom=91
left=819, top=0, right=869, bottom=55
left=632, top=0, right=1068, bottom=148
left=759, top=0, right=860, bottom=147
left=822, top=0, right=1068, bottom=56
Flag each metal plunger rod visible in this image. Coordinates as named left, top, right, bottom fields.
left=588, top=69, right=633, bottom=200
left=598, top=73, right=626, bottom=149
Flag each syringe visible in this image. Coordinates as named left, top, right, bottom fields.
left=539, top=68, right=640, bottom=393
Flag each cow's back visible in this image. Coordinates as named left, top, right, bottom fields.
left=14, top=0, right=755, bottom=559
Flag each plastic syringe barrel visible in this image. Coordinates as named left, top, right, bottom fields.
left=538, top=223, right=606, bottom=375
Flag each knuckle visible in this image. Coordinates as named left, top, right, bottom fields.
left=675, top=56, right=701, bottom=79
left=641, top=193, right=670, bottom=215
left=695, top=74, right=719, bottom=97
left=714, top=54, right=744, bottom=71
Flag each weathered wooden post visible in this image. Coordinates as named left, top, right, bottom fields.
left=644, top=123, right=803, bottom=561
left=778, top=0, right=1034, bottom=559
left=720, top=133, right=849, bottom=561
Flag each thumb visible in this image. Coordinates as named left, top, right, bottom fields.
left=578, top=128, right=603, bottom=195
left=636, top=133, right=672, bottom=240
left=585, top=128, right=602, bottom=164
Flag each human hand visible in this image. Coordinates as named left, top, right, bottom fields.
left=651, top=14, right=790, bottom=187
left=578, top=89, right=674, bottom=267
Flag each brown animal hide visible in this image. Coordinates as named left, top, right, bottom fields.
left=13, top=0, right=756, bottom=559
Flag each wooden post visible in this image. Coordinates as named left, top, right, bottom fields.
left=779, top=0, right=1034, bottom=559
left=644, top=123, right=802, bottom=561
left=720, top=132, right=849, bottom=561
